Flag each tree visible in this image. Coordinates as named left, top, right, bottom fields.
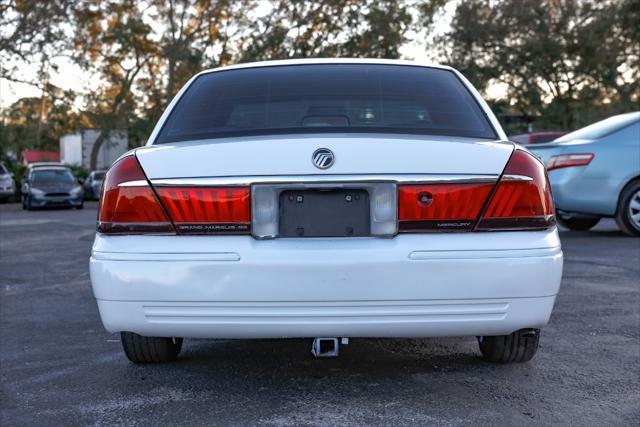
left=238, top=0, right=434, bottom=60
left=0, top=1, right=74, bottom=90
left=74, top=0, right=158, bottom=168
left=0, top=91, right=79, bottom=157
left=439, top=0, right=640, bottom=131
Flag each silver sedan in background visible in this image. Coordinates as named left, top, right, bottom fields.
left=0, top=162, right=16, bottom=202
left=83, top=170, right=107, bottom=200
left=529, top=112, right=640, bottom=236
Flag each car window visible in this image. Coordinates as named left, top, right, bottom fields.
left=555, top=112, right=640, bottom=142
left=93, top=172, right=106, bottom=180
left=156, top=64, right=497, bottom=143
left=0, top=164, right=7, bottom=175
left=32, top=169, right=76, bottom=183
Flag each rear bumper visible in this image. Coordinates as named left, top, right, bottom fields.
left=90, top=230, right=563, bottom=338
left=548, top=168, right=619, bottom=216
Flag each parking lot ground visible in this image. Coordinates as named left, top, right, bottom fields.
left=1, top=202, right=639, bottom=425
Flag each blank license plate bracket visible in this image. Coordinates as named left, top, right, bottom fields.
left=279, top=189, right=370, bottom=237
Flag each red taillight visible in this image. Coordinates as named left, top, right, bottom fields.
left=547, top=153, right=594, bottom=171
left=397, top=149, right=555, bottom=233
left=155, top=187, right=251, bottom=234
left=477, top=149, right=554, bottom=230
left=98, top=155, right=174, bottom=234
left=398, top=183, right=494, bottom=231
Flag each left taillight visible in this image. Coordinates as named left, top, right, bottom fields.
left=154, top=187, right=250, bottom=234
left=98, top=155, right=174, bottom=234
left=547, top=153, right=594, bottom=171
left=98, top=155, right=251, bottom=235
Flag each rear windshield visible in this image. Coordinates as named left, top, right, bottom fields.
left=93, top=172, right=105, bottom=180
left=155, top=64, right=497, bottom=143
left=555, top=112, right=640, bottom=142
left=32, top=169, right=75, bottom=183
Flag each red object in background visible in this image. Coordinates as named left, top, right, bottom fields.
left=510, top=132, right=567, bottom=145
left=21, top=150, right=60, bottom=164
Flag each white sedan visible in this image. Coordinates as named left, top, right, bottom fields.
left=90, top=59, right=563, bottom=364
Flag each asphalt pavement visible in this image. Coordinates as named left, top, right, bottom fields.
left=1, top=202, right=638, bottom=426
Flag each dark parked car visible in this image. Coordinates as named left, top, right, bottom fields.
left=511, top=131, right=567, bottom=145
left=21, top=166, right=84, bottom=210
left=83, top=170, right=106, bottom=200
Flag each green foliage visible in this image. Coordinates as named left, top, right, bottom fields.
left=439, top=0, right=640, bottom=133
left=67, top=164, right=90, bottom=180
left=1, top=0, right=636, bottom=152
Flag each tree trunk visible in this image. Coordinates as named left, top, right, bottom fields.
left=89, top=131, right=106, bottom=171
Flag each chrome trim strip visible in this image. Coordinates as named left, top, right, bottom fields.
left=118, top=180, right=149, bottom=187
left=150, top=174, right=499, bottom=187
left=501, top=174, right=534, bottom=182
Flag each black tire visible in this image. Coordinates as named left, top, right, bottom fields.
left=120, top=332, right=183, bottom=363
left=478, top=328, right=540, bottom=363
left=556, top=216, right=600, bottom=231
left=615, top=179, right=640, bottom=237
left=76, top=202, right=84, bottom=210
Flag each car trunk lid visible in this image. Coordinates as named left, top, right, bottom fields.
left=135, top=134, right=513, bottom=179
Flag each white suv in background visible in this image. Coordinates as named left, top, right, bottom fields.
left=90, top=59, right=563, bottom=364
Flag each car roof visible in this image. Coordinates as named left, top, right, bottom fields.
left=31, top=166, right=70, bottom=172
left=28, top=162, right=64, bottom=168
left=197, top=58, right=453, bottom=77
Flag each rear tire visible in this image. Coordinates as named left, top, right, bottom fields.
left=557, top=216, right=600, bottom=231
left=478, top=328, right=540, bottom=363
left=615, top=180, right=640, bottom=237
left=120, top=332, right=183, bottom=363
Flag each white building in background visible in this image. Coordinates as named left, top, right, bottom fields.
left=60, top=129, right=128, bottom=170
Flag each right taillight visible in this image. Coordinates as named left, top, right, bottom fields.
left=398, top=183, right=495, bottom=231
left=98, top=155, right=174, bottom=234
left=477, top=149, right=555, bottom=230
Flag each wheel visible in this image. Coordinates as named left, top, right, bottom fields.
left=556, top=216, right=600, bottom=231
left=616, top=180, right=640, bottom=237
left=76, top=202, right=84, bottom=210
left=478, top=328, right=540, bottom=363
left=120, top=332, right=183, bottom=363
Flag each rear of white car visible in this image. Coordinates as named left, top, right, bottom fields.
left=90, top=59, right=562, bottom=364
